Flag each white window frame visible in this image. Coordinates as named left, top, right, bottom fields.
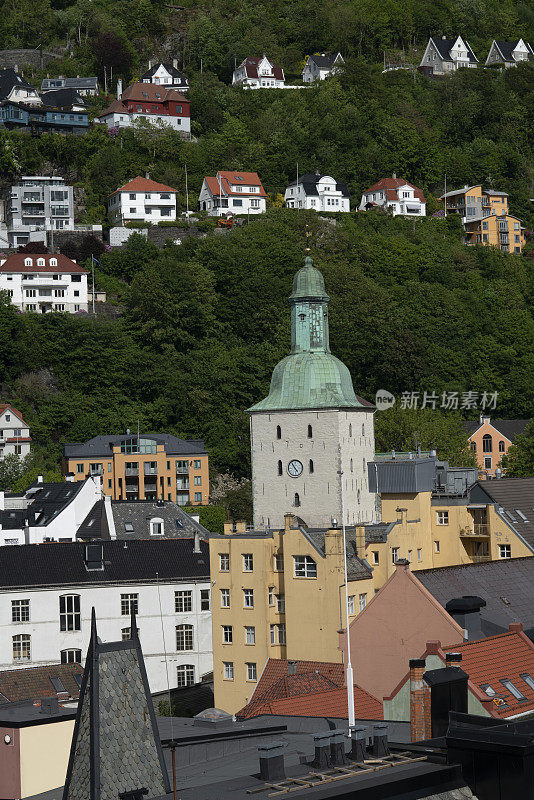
left=391, top=547, right=399, bottom=564
left=347, top=595, right=355, bottom=615
left=437, top=511, right=449, bottom=525
left=246, top=662, right=257, bottom=681
left=176, top=624, right=194, bottom=651
left=222, top=625, right=233, bottom=644
left=220, top=588, right=230, bottom=608
left=12, top=599, right=30, bottom=623
left=243, top=589, right=254, bottom=608
left=243, top=553, right=253, bottom=572
left=245, top=625, right=256, bottom=645
left=60, top=594, right=81, bottom=632
left=223, top=661, right=234, bottom=680
left=219, top=553, right=230, bottom=572
left=176, top=664, right=195, bottom=687
left=359, top=593, right=367, bottom=612
left=13, top=633, right=31, bottom=662
left=293, top=555, right=317, bottom=578
left=499, top=544, right=511, bottom=559
left=175, top=590, right=192, bottom=613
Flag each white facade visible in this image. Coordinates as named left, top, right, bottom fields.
left=284, top=175, right=350, bottom=211
left=6, top=176, right=74, bottom=247
left=108, top=189, right=177, bottom=224
left=0, top=406, right=30, bottom=460
left=485, top=39, right=533, bottom=67
left=250, top=409, right=376, bottom=530
left=99, top=109, right=190, bottom=133
left=420, top=36, right=478, bottom=74
left=232, top=56, right=285, bottom=89
left=302, top=53, right=344, bottom=83
left=0, top=581, right=213, bottom=694
left=0, top=257, right=88, bottom=313
left=142, top=62, right=189, bottom=89
left=359, top=184, right=426, bottom=217
left=198, top=178, right=266, bottom=216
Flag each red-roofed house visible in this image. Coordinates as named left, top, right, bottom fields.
left=199, top=171, right=267, bottom=216
left=108, top=176, right=178, bottom=224
left=384, top=625, right=534, bottom=722
left=236, top=658, right=382, bottom=721
left=97, top=82, right=190, bottom=135
left=359, top=173, right=426, bottom=217
left=0, top=404, right=31, bottom=459
left=0, top=253, right=88, bottom=315
left=232, top=56, right=285, bottom=89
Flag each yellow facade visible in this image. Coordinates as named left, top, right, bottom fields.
left=464, top=213, right=525, bottom=254
left=19, top=719, right=75, bottom=798
left=63, top=443, right=209, bottom=505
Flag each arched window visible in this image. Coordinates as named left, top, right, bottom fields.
left=307, top=424, right=312, bottom=438
left=150, top=517, right=164, bottom=535
left=13, top=633, right=31, bottom=661
left=59, top=594, right=81, bottom=631
left=49, top=257, right=57, bottom=266
left=350, top=458, right=353, bottom=473
left=176, top=624, right=194, bottom=651
left=276, top=425, right=281, bottom=439
left=309, top=459, right=314, bottom=474
left=24, top=257, right=32, bottom=267
left=61, top=649, right=82, bottom=664
left=349, top=424, right=352, bottom=437
left=482, top=434, right=492, bottom=453
left=277, top=460, right=283, bottom=476
left=498, top=441, right=505, bottom=453
left=294, top=492, right=300, bottom=507
left=37, top=257, right=45, bottom=266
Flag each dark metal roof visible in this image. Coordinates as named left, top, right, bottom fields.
left=0, top=539, right=210, bottom=590
left=110, top=499, right=210, bottom=540
left=415, top=557, right=534, bottom=637
left=308, top=53, right=341, bottom=68
left=64, top=433, right=206, bottom=458
left=0, top=700, right=76, bottom=727
left=24, top=480, right=85, bottom=527
left=40, top=88, right=86, bottom=108
left=493, top=40, right=534, bottom=62
left=76, top=499, right=108, bottom=541
left=41, top=76, right=98, bottom=90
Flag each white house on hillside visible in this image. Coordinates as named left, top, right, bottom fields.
left=108, top=176, right=178, bottom=224
left=485, top=39, right=534, bottom=67
left=0, top=404, right=31, bottom=459
left=199, top=171, right=267, bottom=216
left=302, top=53, right=344, bottom=82
left=359, top=174, right=426, bottom=217
left=284, top=172, right=350, bottom=211
left=232, top=56, right=285, bottom=89
left=140, top=60, right=189, bottom=91
left=420, top=36, right=478, bottom=74
left=0, top=253, right=88, bottom=314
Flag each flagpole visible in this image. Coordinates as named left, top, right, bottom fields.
left=338, top=466, right=355, bottom=732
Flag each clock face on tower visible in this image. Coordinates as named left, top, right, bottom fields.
left=287, top=459, right=303, bottom=477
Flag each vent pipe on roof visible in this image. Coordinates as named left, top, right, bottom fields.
left=193, top=532, right=201, bottom=553
left=288, top=660, right=298, bottom=675
left=37, top=475, right=43, bottom=483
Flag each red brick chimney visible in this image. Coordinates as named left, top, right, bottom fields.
left=410, top=659, right=431, bottom=742
left=509, top=623, right=523, bottom=633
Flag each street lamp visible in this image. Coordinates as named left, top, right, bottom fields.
left=338, top=467, right=355, bottom=732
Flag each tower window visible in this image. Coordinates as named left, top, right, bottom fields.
left=362, top=424, right=365, bottom=436
left=278, top=460, right=282, bottom=476
left=276, top=425, right=281, bottom=439
left=309, top=459, right=314, bottom=474
left=294, top=493, right=300, bottom=507
left=350, top=458, right=353, bottom=472
left=349, top=424, right=352, bottom=437
left=307, top=424, right=312, bottom=438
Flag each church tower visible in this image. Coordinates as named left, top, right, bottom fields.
left=249, top=256, right=375, bottom=530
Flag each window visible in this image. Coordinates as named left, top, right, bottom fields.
left=484, top=457, right=492, bottom=469
left=175, top=590, right=192, bottom=613
left=278, top=459, right=283, bottom=476
left=274, top=554, right=284, bottom=572
left=348, top=595, right=355, bottom=614
left=268, top=587, right=275, bottom=606
left=499, top=441, right=505, bottom=453
left=270, top=624, right=276, bottom=644
left=222, top=625, right=233, bottom=643
left=501, top=679, right=526, bottom=701
left=372, top=551, right=379, bottom=565
left=243, top=553, right=253, bottom=572
left=246, top=662, right=257, bottom=681
left=13, top=634, right=30, bottom=662
left=359, top=593, right=367, bottom=612
left=176, top=665, right=195, bottom=687
left=224, top=661, right=234, bottom=680
left=150, top=518, right=163, bottom=536
left=194, top=476, right=202, bottom=485
left=220, top=589, right=230, bottom=608
left=294, top=555, right=317, bottom=578
left=60, top=595, right=81, bottom=631
left=243, top=589, right=254, bottom=608
left=520, top=673, right=534, bottom=692
left=12, top=599, right=30, bottom=622
left=437, top=511, right=449, bottom=525
left=219, top=553, right=230, bottom=571
left=294, top=492, right=300, bottom=507
left=391, top=547, right=399, bottom=564
left=121, top=593, right=138, bottom=615
left=309, top=459, right=314, bottom=474
left=482, top=434, right=492, bottom=453
left=277, top=624, right=286, bottom=644
left=434, top=541, right=440, bottom=554
left=61, top=649, right=81, bottom=664
left=499, top=544, right=511, bottom=559
left=307, top=424, right=313, bottom=438
left=349, top=424, right=352, bottom=437
left=417, top=548, right=422, bottom=562
left=194, top=492, right=202, bottom=502
left=276, top=594, right=285, bottom=612
left=200, top=589, right=210, bottom=610
left=276, top=425, right=281, bottom=439
left=176, top=624, right=194, bottom=651
left=245, top=626, right=255, bottom=644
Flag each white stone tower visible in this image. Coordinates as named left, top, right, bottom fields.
left=248, top=256, right=375, bottom=530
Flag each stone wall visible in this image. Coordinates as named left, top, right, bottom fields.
left=0, top=49, right=61, bottom=69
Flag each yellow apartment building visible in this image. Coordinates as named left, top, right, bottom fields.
left=62, top=433, right=209, bottom=505
left=464, top=213, right=525, bottom=254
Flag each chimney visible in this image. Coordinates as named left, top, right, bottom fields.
left=145, top=171, right=150, bottom=180
left=479, top=414, right=490, bottom=425
left=173, top=58, right=179, bottom=69
left=395, top=557, right=409, bottom=571
left=372, top=723, right=389, bottom=757
left=313, top=732, right=332, bottom=768
left=284, top=513, right=296, bottom=531
left=148, top=59, right=153, bottom=69
left=40, top=697, right=59, bottom=715
left=446, top=652, right=462, bottom=665
left=288, top=660, right=298, bottom=675
left=445, top=596, right=486, bottom=639
left=193, top=532, right=201, bottom=553
left=116, top=78, right=122, bottom=99
left=509, top=622, right=523, bottom=633
left=350, top=727, right=367, bottom=762
left=37, top=475, right=43, bottom=483
left=409, top=659, right=431, bottom=742
left=330, top=729, right=347, bottom=766
left=392, top=172, right=396, bottom=179
left=258, top=742, right=286, bottom=782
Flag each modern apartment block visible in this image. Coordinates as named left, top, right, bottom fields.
left=5, top=176, right=74, bottom=247
left=441, top=184, right=525, bottom=254
left=62, top=433, right=209, bottom=505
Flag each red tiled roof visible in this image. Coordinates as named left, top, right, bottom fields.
left=203, top=171, right=267, bottom=198
left=0, top=404, right=28, bottom=427
left=111, top=176, right=178, bottom=196
left=364, top=176, right=425, bottom=203
left=0, top=254, right=87, bottom=274
left=0, top=663, right=82, bottom=702
left=263, top=684, right=383, bottom=719
left=121, top=82, right=189, bottom=104
left=238, top=56, right=284, bottom=81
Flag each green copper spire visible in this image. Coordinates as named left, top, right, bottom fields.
left=249, top=256, right=369, bottom=412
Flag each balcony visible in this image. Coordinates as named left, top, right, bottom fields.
left=144, top=464, right=157, bottom=476
left=460, top=524, right=490, bottom=537
left=470, top=554, right=490, bottom=563
left=125, top=466, right=139, bottom=476
left=176, top=463, right=189, bottom=474
left=177, top=477, right=190, bottom=490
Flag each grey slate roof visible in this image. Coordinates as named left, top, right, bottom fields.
left=493, top=40, right=534, bottom=62
left=286, top=172, right=350, bottom=198
left=141, top=63, right=189, bottom=86
left=431, top=37, right=478, bottom=63
left=64, top=432, right=206, bottom=458
left=111, top=499, right=210, bottom=540
left=463, top=418, right=530, bottom=441
left=0, top=68, right=36, bottom=100
left=0, top=539, right=210, bottom=590
left=470, top=477, right=534, bottom=550
left=308, top=53, right=341, bottom=68
left=40, top=88, right=86, bottom=107
left=41, top=76, right=98, bottom=91
left=304, top=527, right=374, bottom=581
left=415, top=557, right=534, bottom=637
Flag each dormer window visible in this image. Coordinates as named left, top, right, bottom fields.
left=150, top=517, right=164, bottom=536
left=37, top=258, right=45, bottom=266
left=50, top=258, right=57, bottom=266
left=24, top=257, right=32, bottom=267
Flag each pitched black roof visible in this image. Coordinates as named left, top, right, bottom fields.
left=64, top=433, right=206, bottom=458
left=493, top=40, right=534, bottom=62
left=77, top=499, right=108, bottom=540
left=141, top=62, right=188, bottom=85
left=41, top=76, right=98, bottom=91
left=0, top=68, right=37, bottom=100
left=471, top=477, right=534, bottom=550
left=24, top=480, right=85, bottom=527
left=40, top=88, right=86, bottom=108
left=0, top=538, right=210, bottom=589
left=464, top=418, right=530, bottom=441
left=308, top=53, right=342, bottom=68
left=110, top=499, right=210, bottom=540
left=286, top=172, right=350, bottom=198
left=431, top=36, right=478, bottom=63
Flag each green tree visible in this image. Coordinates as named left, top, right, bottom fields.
left=501, top=420, right=534, bottom=477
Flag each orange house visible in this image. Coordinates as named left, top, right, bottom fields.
left=62, top=432, right=209, bottom=505
left=441, top=184, right=525, bottom=254
left=465, top=416, right=529, bottom=477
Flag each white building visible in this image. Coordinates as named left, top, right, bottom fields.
left=485, top=39, right=534, bottom=67
left=0, top=253, right=88, bottom=314
left=108, top=176, right=178, bottom=225
left=359, top=174, right=426, bottom=217
left=0, top=404, right=31, bottom=459
left=199, top=171, right=267, bottom=216
left=232, top=56, right=285, bottom=89
left=140, top=60, right=189, bottom=91
left=0, top=69, right=41, bottom=105
left=420, top=36, right=478, bottom=74
left=0, top=539, right=213, bottom=694
left=5, top=176, right=74, bottom=248
left=97, top=83, right=190, bottom=135
left=284, top=172, right=350, bottom=211
left=302, top=52, right=344, bottom=82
